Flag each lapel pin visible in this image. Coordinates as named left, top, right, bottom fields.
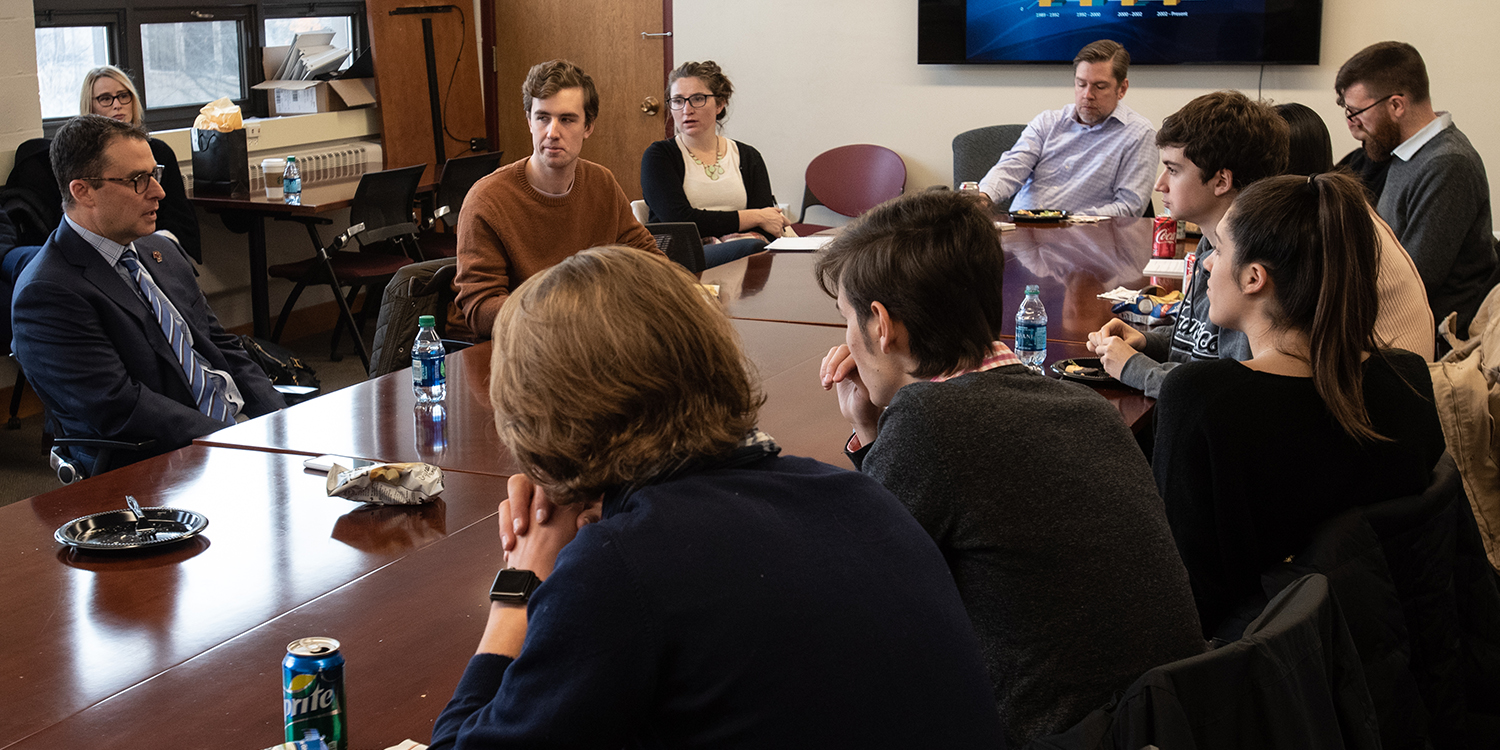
left=152, top=251, right=163, bottom=263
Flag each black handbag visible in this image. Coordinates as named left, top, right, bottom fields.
left=191, top=128, right=249, bottom=195
left=238, top=335, right=320, bottom=389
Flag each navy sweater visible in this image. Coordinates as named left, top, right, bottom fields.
left=430, top=454, right=1005, bottom=750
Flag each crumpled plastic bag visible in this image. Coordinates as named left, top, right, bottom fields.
left=1111, top=289, right=1183, bottom=326
left=327, top=461, right=444, bottom=505
left=193, top=97, right=243, bottom=132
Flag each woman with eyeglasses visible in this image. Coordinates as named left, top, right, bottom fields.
left=80, top=65, right=201, bottom=262
left=1151, top=171, right=1445, bottom=639
left=640, top=61, right=788, bottom=268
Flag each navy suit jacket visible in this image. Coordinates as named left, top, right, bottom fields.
left=11, top=220, right=283, bottom=468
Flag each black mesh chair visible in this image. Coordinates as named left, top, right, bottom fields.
left=951, top=124, right=1025, bottom=201
left=269, top=164, right=428, bottom=370
left=420, top=151, right=504, bottom=259
left=645, top=222, right=706, bottom=275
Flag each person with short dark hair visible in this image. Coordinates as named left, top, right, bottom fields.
left=79, top=65, right=201, bottom=263
left=1152, top=172, right=1445, bottom=637
left=640, top=60, right=787, bottom=268
left=816, top=190, right=1205, bottom=746
left=1088, top=90, right=1287, bottom=396
left=11, top=115, right=284, bottom=475
left=978, top=39, right=1158, bottom=217
left=430, top=246, right=1006, bottom=750
left=454, top=59, right=659, bottom=337
left=1335, top=41, right=1495, bottom=339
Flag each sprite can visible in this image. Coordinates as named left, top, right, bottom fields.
left=283, top=637, right=346, bottom=750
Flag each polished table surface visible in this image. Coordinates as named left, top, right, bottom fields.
left=0, top=445, right=511, bottom=747
left=197, top=339, right=517, bottom=477
left=702, top=216, right=1175, bottom=342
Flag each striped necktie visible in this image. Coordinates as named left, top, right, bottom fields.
left=119, top=247, right=232, bottom=422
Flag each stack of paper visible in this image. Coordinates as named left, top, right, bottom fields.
left=272, top=31, right=351, bottom=81
left=1142, top=258, right=1187, bottom=279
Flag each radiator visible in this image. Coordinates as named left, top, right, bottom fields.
left=184, top=139, right=385, bottom=188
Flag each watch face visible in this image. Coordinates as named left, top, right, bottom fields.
left=490, top=568, right=540, bottom=601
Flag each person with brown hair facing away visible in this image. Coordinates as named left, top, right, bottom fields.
left=640, top=60, right=788, bottom=267
left=1152, top=171, right=1445, bottom=638
left=816, top=189, right=1204, bottom=746
left=430, top=246, right=1005, bottom=749
left=454, top=59, right=659, bottom=337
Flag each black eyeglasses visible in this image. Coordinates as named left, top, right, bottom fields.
left=1343, top=93, right=1396, bottom=121
left=93, top=91, right=135, bottom=107
left=668, top=93, right=717, bottom=110
left=84, top=165, right=164, bottom=194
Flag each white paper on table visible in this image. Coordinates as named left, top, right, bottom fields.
left=767, top=236, right=834, bottom=251
left=1097, top=286, right=1140, bottom=303
left=1067, top=214, right=1112, bottom=224
left=994, top=221, right=1016, bottom=232
left=1142, top=258, right=1186, bottom=279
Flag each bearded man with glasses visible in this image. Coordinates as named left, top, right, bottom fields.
left=1335, top=41, right=1496, bottom=341
left=11, top=114, right=284, bottom=476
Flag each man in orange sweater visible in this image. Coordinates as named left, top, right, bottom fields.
left=456, top=59, right=659, bottom=336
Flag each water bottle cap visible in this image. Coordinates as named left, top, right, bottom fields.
left=418, top=315, right=436, bottom=327
left=1024, top=284, right=1040, bottom=295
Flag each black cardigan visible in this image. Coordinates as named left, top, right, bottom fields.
left=148, top=138, right=202, bottom=263
left=639, top=137, right=777, bottom=239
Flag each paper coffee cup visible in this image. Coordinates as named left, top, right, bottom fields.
left=261, top=157, right=286, bottom=198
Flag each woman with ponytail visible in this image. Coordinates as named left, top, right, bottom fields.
left=1152, top=171, right=1445, bottom=638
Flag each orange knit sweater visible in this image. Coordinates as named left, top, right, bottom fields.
left=455, top=157, right=658, bottom=335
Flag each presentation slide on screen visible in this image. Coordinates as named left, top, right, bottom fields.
left=965, top=0, right=1269, bottom=64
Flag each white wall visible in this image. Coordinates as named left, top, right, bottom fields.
left=675, top=0, right=1500, bottom=223
left=0, top=0, right=42, bottom=179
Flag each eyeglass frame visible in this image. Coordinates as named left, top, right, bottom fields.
left=1342, top=93, right=1397, bottom=122
left=93, top=91, right=135, bottom=107
left=82, top=165, right=165, bottom=195
left=667, top=93, right=718, bottom=111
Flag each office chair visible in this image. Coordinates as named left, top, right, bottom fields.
left=951, top=124, right=1026, bottom=196
left=792, top=144, right=906, bottom=235
left=367, top=258, right=472, bottom=378
left=645, top=222, right=707, bottom=275
left=269, top=164, right=428, bottom=370
left=419, top=151, right=504, bottom=259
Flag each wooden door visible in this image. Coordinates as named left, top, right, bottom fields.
left=486, top=0, right=670, bottom=201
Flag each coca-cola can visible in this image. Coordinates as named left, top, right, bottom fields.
left=1153, top=216, right=1178, bottom=258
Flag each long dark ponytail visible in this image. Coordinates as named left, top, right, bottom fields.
left=1227, top=172, right=1385, bottom=442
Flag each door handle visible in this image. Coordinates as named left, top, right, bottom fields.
left=640, top=31, right=672, bottom=39
left=640, top=96, right=661, bottom=116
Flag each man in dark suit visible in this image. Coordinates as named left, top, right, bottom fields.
left=11, top=115, right=283, bottom=474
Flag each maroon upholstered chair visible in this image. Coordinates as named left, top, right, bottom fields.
left=791, top=144, right=907, bottom=236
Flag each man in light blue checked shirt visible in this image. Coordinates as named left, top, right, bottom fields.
left=978, top=40, right=1158, bottom=218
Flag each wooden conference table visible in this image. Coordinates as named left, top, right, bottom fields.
left=188, top=174, right=434, bottom=339
left=2, top=217, right=1165, bottom=748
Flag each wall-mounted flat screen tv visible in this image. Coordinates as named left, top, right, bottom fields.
left=919, top=0, right=1323, bottom=65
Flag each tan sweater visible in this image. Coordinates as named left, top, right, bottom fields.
left=455, top=157, right=659, bottom=335
left=1373, top=209, right=1436, bottom=361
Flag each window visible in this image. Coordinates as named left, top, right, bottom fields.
left=141, top=20, right=246, bottom=108
left=35, top=25, right=114, bottom=119
left=35, top=0, right=367, bottom=131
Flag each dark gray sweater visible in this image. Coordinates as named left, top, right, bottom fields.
left=851, top=366, right=1206, bottom=746
left=1378, top=123, right=1496, bottom=337
left=1120, top=236, right=1251, bottom=397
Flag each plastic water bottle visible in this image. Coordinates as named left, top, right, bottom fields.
left=412, top=315, right=445, bottom=402
left=282, top=155, right=302, bottom=205
left=1015, top=284, right=1047, bottom=372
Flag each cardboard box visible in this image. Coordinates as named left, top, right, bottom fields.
left=254, top=46, right=377, bottom=116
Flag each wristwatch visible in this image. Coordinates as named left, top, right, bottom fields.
left=489, top=568, right=542, bottom=603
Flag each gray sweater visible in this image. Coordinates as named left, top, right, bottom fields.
left=851, top=366, right=1206, bottom=746
left=1119, top=237, right=1251, bottom=398
left=1378, top=123, right=1496, bottom=337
